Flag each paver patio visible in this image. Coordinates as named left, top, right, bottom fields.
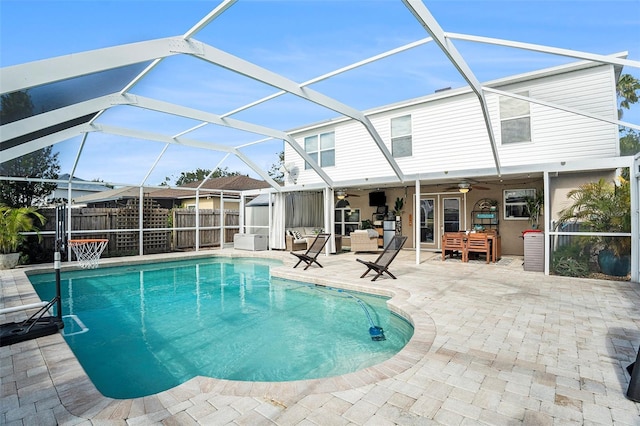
left=1, top=249, right=639, bottom=425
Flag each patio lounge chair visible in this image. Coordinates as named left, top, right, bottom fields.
left=291, top=233, right=331, bottom=270
left=356, top=235, right=407, bottom=281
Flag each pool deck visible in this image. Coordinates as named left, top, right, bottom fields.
left=1, top=248, right=639, bottom=425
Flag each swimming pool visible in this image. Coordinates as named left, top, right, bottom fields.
left=29, top=257, right=413, bottom=399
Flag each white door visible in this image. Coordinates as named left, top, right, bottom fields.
left=419, top=198, right=436, bottom=248
left=420, top=195, right=463, bottom=249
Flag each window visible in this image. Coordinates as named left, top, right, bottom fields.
left=504, top=189, right=535, bottom=220
left=420, top=198, right=435, bottom=244
left=500, top=92, right=531, bottom=144
left=334, top=199, right=360, bottom=236
left=391, top=115, right=412, bottom=157
left=304, top=131, right=335, bottom=169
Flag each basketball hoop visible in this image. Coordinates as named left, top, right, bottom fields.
left=68, top=239, right=108, bottom=269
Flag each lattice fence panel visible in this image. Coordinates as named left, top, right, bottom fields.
left=115, top=198, right=170, bottom=255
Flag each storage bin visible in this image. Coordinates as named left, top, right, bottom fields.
left=523, top=230, right=544, bottom=272
left=234, top=234, right=268, bottom=251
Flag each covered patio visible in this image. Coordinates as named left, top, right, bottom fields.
left=2, top=249, right=639, bottom=424
left=2, top=1, right=640, bottom=424
left=1, top=0, right=638, bottom=280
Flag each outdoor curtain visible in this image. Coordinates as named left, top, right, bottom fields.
left=270, top=192, right=286, bottom=250
left=285, top=191, right=324, bottom=229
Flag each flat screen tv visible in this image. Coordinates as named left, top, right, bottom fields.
left=369, top=191, right=386, bottom=207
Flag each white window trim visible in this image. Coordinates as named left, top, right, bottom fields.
left=391, top=114, right=412, bottom=158
left=335, top=207, right=360, bottom=236
left=503, top=188, right=535, bottom=221
left=304, top=131, right=335, bottom=169
left=499, top=91, right=531, bottom=145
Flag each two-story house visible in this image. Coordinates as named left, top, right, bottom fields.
left=275, top=57, right=637, bottom=277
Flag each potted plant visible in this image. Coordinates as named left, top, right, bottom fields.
left=392, top=197, right=404, bottom=235
left=393, top=197, right=404, bottom=219
left=0, top=205, right=46, bottom=269
left=525, top=190, right=544, bottom=229
left=489, top=199, right=498, bottom=211
left=556, top=178, right=631, bottom=277
left=361, top=219, right=373, bottom=229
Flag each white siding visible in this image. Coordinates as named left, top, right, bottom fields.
left=286, top=63, right=619, bottom=186
left=494, top=66, right=618, bottom=166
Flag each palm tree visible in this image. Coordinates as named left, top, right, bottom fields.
left=0, top=205, right=46, bottom=254
left=556, top=178, right=631, bottom=277
left=617, top=74, right=640, bottom=119
left=616, top=74, right=640, bottom=156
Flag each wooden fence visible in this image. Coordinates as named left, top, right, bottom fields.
left=35, top=201, right=239, bottom=262
left=172, top=209, right=239, bottom=250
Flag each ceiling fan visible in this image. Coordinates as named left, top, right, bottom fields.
left=335, top=189, right=360, bottom=199
left=446, top=181, right=490, bottom=193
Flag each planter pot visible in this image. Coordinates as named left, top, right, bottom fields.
left=0, top=253, right=20, bottom=270
left=598, top=249, right=631, bottom=277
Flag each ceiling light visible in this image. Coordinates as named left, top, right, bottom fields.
left=458, top=183, right=470, bottom=193
left=336, top=190, right=346, bottom=199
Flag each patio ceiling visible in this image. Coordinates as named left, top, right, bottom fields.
left=1, top=0, right=639, bottom=193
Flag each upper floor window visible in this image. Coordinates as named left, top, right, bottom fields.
left=500, top=92, right=531, bottom=144
left=391, top=115, right=412, bottom=157
left=304, top=131, right=335, bottom=169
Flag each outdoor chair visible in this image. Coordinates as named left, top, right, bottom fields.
left=464, top=232, right=491, bottom=263
left=349, top=229, right=379, bottom=252
left=441, top=232, right=465, bottom=261
left=356, top=235, right=407, bottom=281
left=290, top=233, right=331, bottom=270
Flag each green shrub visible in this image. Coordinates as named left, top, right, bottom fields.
left=551, top=243, right=590, bottom=277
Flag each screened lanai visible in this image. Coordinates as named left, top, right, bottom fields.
left=1, top=0, right=639, bottom=280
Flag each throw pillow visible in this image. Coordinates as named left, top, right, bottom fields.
left=292, top=230, right=303, bottom=240
left=366, top=229, right=379, bottom=238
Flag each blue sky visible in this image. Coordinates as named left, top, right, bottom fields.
left=1, top=0, right=639, bottom=186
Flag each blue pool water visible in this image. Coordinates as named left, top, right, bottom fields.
left=30, top=257, right=413, bottom=399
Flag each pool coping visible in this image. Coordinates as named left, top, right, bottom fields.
left=2, top=250, right=436, bottom=421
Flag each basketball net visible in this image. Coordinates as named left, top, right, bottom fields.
left=69, top=239, right=108, bottom=269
